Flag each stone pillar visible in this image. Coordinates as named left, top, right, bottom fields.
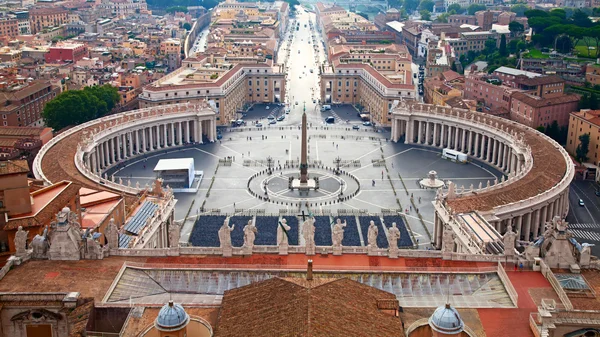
left=516, top=215, right=523, bottom=240
left=391, top=119, right=397, bottom=142
left=532, top=208, right=541, bottom=239
left=185, top=121, right=190, bottom=143
left=90, top=151, right=96, bottom=174
left=98, top=142, right=104, bottom=169
left=446, top=125, right=452, bottom=148
left=548, top=199, right=555, bottom=220
left=498, top=143, right=504, bottom=169
left=523, top=212, right=532, bottom=241
left=467, top=130, right=473, bottom=155
left=486, top=136, right=492, bottom=162
left=461, top=128, right=467, bottom=152
left=416, top=120, right=422, bottom=144
left=454, top=126, right=460, bottom=150
left=405, top=119, right=413, bottom=144
left=493, top=139, right=499, bottom=165
left=425, top=122, right=431, bottom=145
left=170, top=123, right=175, bottom=146
left=433, top=123, right=438, bottom=146
left=495, top=221, right=501, bottom=232
left=198, top=119, right=203, bottom=143
left=109, top=138, right=114, bottom=164
left=474, top=133, right=480, bottom=157
left=163, top=123, right=167, bottom=148
left=150, top=125, right=155, bottom=150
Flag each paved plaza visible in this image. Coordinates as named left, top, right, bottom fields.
left=107, top=125, right=503, bottom=249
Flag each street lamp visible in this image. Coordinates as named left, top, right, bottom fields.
left=267, top=156, right=273, bottom=175
left=334, top=156, right=342, bottom=175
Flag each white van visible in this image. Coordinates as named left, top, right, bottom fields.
left=320, top=105, right=331, bottom=111
left=442, top=148, right=467, bottom=163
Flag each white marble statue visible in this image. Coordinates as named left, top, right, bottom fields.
left=277, top=218, right=291, bottom=246
left=332, top=218, right=346, bottom=247
left=15, top=226, right=29, bottom=256
left=367, top=220, right=378, bottom=248
left=387, top=222, right=401, bottom=251
left=218, top=217, right=234, bottom=249
left=243, top=219, right=257, bottom=249
left=302, top=216, right=316, bottom=255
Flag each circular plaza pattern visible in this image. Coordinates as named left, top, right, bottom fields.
left=33, top=101, right=573, bottom=248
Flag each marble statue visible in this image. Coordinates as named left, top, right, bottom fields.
left=367, top=220, right=378, bottom=248
left=503, top=223, right=517, bottom=257
left=332, top=218, right=346, bottom=248
left=243, top=219, right=257, bottom=251
left=31, top=226, right=49, bottom=259
left=302, top=216, right=316, bottom=255
left=48, top=207, right=84, bottom=260
left=105, top=218, right=119, bottom=250
left=169, top=221, right=181, bottom=248
left=387, top=222, right=401, bottom=253
left=441, top=224, right=455, bottom=253
left=218, top=217, right=234, bottom=249
left=14, top=226, right=29, bottom=256
left=277, top=218, right=291, bottom=246
left=136, top=181, right=140, bottom=189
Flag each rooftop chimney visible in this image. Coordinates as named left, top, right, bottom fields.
left=307, top=259, right=313, bottom=281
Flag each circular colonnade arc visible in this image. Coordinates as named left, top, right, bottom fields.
left=390, top=102, right=573, bottom=249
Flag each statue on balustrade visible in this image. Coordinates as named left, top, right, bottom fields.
left=218, top=217, right=234, bottom=249
left=441, top=224, right=455, bottom=253
left=302, top=216, right=316, bottom=255
left=387, top=222, right=401, bottom=251
left=367, top=220, right=378, bottom=249
left=31, top=226, right=49, bottom=259
left=169, top=220, right=181, bottom=248
left=332, top=218, right=346, bottom=248
left=105, top=218, right=119, bottom=250
left=243, top=219, right=257, bottom=251
left=277, top=218, right=291, bottom=246
left=14, top=226, right=29, bottom=257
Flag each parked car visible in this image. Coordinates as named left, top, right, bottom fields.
left=255, top=122, right=263, bottom=127
left=579, top=199, right=585, bottom=206
left=267, top=115, right=275, bottom=120
left=277, top=115, right=285, bottom=121
left=363, top=121, right=372, bottom=126
left=269, top=120, right=277, bottom=124
left=352, top=125, right=360, bottom=130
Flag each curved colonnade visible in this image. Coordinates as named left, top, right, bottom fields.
left=33, top=102, right=218, bottom=195
left=390, top=102, right=574, bottom=249
left=34, top=101, right=573, bottom=253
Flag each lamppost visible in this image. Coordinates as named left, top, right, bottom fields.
left=267, top=156, right=273, bottom=175
left=334, top=156, right=342, bottom=175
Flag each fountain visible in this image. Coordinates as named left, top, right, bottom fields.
left=419, top=170, right=445, bottom=189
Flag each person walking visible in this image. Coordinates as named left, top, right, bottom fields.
left=372, top=179, right=375, bottom=186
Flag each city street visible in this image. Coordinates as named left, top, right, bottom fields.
left=566, top=180, right=600, bottom=256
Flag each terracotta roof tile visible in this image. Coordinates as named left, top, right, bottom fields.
left=0, top=159, right=29, bottom=175
left=215, top=277, right=405, bottom=337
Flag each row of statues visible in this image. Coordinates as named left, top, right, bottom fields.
left=217, top=216, right=402, bottom=256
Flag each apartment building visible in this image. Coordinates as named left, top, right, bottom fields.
left=510, top=92, right=579, bottom=128
left=567, top=109, right=600, bottom=165
left=464, top=72, right=518, bottom=116
left=423, top=70, right=464, bottom=107
left=139, top=58, right=286, bottom=124
left=320, top=44, right=415, bottom=126
left=447, top=31, right=497, bottom=57
left=0, top=80, right=60, bottom=127
left=45, top=43, right=89, bottom=64
left=29, top=7, right=68, bottom=34
left=426, top=35, right=455, bottom=79
left=0, top=18, right=18, bottom=39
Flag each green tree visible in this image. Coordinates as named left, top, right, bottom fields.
left=549, top=8, right=567, bottom=20
left=545, top=120, right=560, bottom=141
left=499, top=34, right=508, bottom=56
left=42, top=85, right=120, bottom=130
left=447, top=4, right=464, bottom=13
left=183, top=22, right=192, bottom=30
left=525, top=9, right=549, bottom=19
left=580, top=93, right=591, bottom=109
left=511, top=4, right=529, bottom=17
left=357, top=12, right=369, bottom=20
left=436, top=12, right=450, bottom=23
left=483, top=39, right=497, bottom=56
left=576, top=133, right=591, bottom=163
left=536, top=125, right=545, bottom=133
left=419, top=9, right=431, bottom=21
left=571, top=9, right=593, bottom=27
left=508, top=21, right=524, bottom=37
left=467, top=4, right=486, bottom=15
left=405, top=0, right=420, bottom=12
left=419, top=0, right=434, bottom=12
left=591, top=92, right=599, bottom=109
left=166, top=6, right=188, bottom=13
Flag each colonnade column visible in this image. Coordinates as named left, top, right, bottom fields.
left=454, top=127, right=459, bottom=150
left=417, top=121, right=423, bottom=144
left=523, top=212, right=532, bottom=241
left=433, top=123, right=438, bottom=146
left=163, top=124, right=167, bottom=148
left=426, top=122, right=431, bottom=145
left=532, top=208, right=541, bottom=239
left=492, top=139, right=498, bottom=165
left=486, top=136, right=492, bottom=162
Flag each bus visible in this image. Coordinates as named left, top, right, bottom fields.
left=442, top=148, right=467, bottom=163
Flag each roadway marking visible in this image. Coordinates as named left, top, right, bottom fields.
left=569, top=229, right=600, bottom=242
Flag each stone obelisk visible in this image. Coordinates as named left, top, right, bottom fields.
left=300, top=112, right=308, bottom=183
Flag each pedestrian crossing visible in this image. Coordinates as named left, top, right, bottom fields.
left=569, top=223, right=599, bottom=229
left=569, top=229, right=600, bottom=242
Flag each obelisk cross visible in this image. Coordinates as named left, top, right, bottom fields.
left=300, top=112, right=308, bottom=183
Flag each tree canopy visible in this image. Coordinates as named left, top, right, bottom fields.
left=42, top=85, right=120, bottom=130
left=419, top=0, right=434, bottom=12
left=467, top=4, right=486, bottom=15
left=576, top=133, right=591, bottom=163
left=447, top=4, right=464, bottom=14
left=419, top=10, right=431, bottom=21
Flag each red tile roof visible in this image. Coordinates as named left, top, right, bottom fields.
left=215, top=277, right=405, bottom=337
left=0, top=159, right=29, bottom=175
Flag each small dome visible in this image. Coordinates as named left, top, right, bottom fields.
left=428, top=303, right=464, bottom=334
left=155, top=301, right=190, bottom=332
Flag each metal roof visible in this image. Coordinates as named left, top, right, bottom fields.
left=118, top=233, right=133, bottom=248
left=123, top=201, right=159, bottom=235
